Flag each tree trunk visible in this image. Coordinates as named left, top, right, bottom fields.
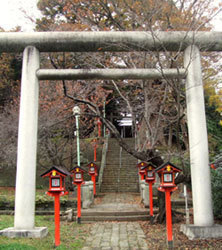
left=156, top=190, right=166, bottom=223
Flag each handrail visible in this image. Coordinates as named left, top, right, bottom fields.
left=98, top=134, right=109, bottom=192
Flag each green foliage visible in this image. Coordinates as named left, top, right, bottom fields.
left=35, top=194, right=68, bottom=205
left=0, top=214, right=13, bottom=230
left=211, top=169, right=222, bottom=218
left=0, top=243, right=36, bottom=250
left=35, top=194, right=50, bottom=204
left=0, top=51, right=22, bottom=107
left=0, top=216, right=89, bottom=249
left=0, top=195, right=14, bottom=207
left=205, top=98, right=222, bottom=157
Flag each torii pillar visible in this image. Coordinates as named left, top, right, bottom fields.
left=180, top=45, right=222, bottom=239
left=0, top=46, right=47, bottom=238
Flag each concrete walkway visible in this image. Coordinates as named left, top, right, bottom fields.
left=84, top=192, right=145, bottom=212
left=82, top=193, right=149, bottom=250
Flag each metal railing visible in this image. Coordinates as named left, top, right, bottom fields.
left=98, top=134, right=109, bottom=192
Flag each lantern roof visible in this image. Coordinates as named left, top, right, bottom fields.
left=141, top=162, right=156, bottom=170
left=86, top=162, right=98, bottom=168
left=70, top=165, right=87, bottom=173
left=155, top=161, right=182, bottom=173
left=137, top=161, right=148, bottom=168
left=41, top=166, right=71, bottom=178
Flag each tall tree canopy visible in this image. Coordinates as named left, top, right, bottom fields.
left=0, top=0, right=221, bottom=173
left=34, top=0, right=222, bottom=162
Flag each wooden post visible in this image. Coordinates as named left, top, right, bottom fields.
left=94, top=142, right=97, bottom=162
left=54, top=193, right=60, bottom=247
left=98, top=118, right=102, bottom=137
left=165, top=189, right=173, bottom=248
left=92, top=175, right=96, bottom=195
left=149, top=182, right=153, bottom=217
left=77, top=184, right=81, bottom=224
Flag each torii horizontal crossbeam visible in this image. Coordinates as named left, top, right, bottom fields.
left=0, top=31, right=222, bottom=52
left=36, top=68, right=186, bottom=80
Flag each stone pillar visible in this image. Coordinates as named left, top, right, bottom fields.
left=140, top=180, right=150, bottom=207
left=81, top=181, right=94, bottom=208
left=184, top=45, right=213, bottom=226
left=14, top=46, right=40, bottom=229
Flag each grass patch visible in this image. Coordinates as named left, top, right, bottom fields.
left=0, top=243, right=36, bottom=249
left=0, top=216, right=91, bottom=250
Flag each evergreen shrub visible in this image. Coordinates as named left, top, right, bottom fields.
left=211, top=169, right=222, bottom=219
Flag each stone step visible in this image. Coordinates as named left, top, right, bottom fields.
left=102, top=171, right=138, bottom=174
left=105, top=163, right=137, bottom=166
left=102, top=176, right=138, bottom=180
left=104, top=168, right=138, bottom=171
left=80, top=215, right=149, bottom=223
left=104, top=165, right=137, bottom=169
left=101, top=186, right=138, bottom=190
left=106, top=157, right=137, bottom=161
left=101, top=187, right=138, bottom=189
left=102, top=180, right=138, bottom=184
left=102, top=182, right=138, bottom=185
left=102, top=172, right=138, bottom=176
left=101, top=188, right=139, bottom=192
left=107, top=152, right=137, bottom=157
left=74, top=210, right=148, bottom=216
left=101, top=137, right=138, bottom=192
left=103, top=169, right=138, bottom=172
left=103, top=173, right=138, bottom=176
left=104, top=165, right=137, bottom=167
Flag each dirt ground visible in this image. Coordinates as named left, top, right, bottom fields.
left=140, top=215, right=222, bottom=249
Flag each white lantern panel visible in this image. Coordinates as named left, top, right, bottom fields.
left=147, top=171, right=153, bottom=177
left=163, top=173, right=173, bottom=182
left=51, top=178, right=60, bottom=187
left=75, top=173, right=82, bottom=179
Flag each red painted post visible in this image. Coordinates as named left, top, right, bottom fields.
left=77, top=183, right=81, bottom=224
left=149, top=182, right=153, bottom=216
left=165, top=189, right=173, bottom=248
left=94, top=143, right=97, bottom=162
left=97, top=118, right=102, bottom=137
left=92, top=175, right=96, bottom=195
left=54, top=193, right=60, bottom=247
left=141, top=174, right=144, bottom=180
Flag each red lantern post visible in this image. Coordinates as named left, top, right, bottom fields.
left=155, top=162, right=182, bottom=248
left=70, top=166, right=85, bottom=224
left=87, top=162, right=98, bottom=195
left=144, top=163, right=156, bottom=217
left=93, top=139, right=97, bottom=162
left=41, top=166, right=70, bottom=247
left=97, top=118, right=102, bottom=137
left=137, top=162, right=148, bottom=180
left=54, top=193, right=60, bottom=246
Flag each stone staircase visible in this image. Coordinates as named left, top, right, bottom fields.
left=101, top=138, right=139, bottom=192
left=73, top=193, right=150, bottom=223
left=73, top=210, right=149, bottom=223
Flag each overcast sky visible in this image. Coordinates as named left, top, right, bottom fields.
left=0, top=0, right=41, bottom=32
left=0, top=0, right=221, bottom=32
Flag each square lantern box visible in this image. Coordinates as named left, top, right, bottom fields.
left=41, top=166, right=70, bottom=194
left=155, top=162, right=182, bottom=190
left=87, top=162, right=98, bottom=176
left=145, top=163, right=156, bottom=182
left=137, top=161, right=148, bottom=176
left=70, top=166, right=86, bottom=184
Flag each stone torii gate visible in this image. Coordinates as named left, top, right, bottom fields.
left=0, top=31, right=222, bottom=239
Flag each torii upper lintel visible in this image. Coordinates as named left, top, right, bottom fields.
left=0, top=31, right=222, bottom=53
